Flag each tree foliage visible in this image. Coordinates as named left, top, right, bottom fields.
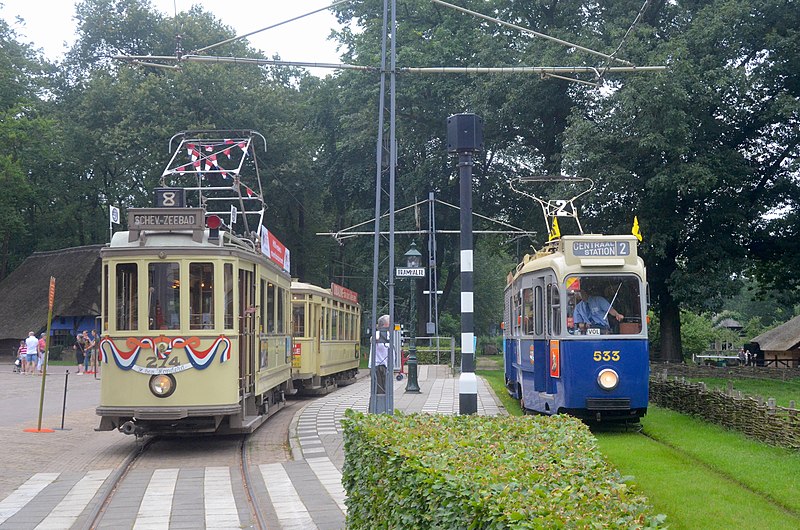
left=0, top=0, right=797, bottom=360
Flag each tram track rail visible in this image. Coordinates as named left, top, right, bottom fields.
left=82, top=432, right=269, bottom=530
left=83, top=435, right=160, bottom=530
left=239, top=434, right=268, bottom=530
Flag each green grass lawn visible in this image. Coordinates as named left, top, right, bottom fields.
left=474, top=362, right=800, bottom=529
left=687, top=376, right=800, bottom=407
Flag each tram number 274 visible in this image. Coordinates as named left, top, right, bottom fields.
left=593, top=351, right=620, bottom=362
left=145, top=356, right=182, bottom=369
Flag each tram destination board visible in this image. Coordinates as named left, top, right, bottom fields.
left=129, top=208, right=205, bottom=230
left=127, top=207, right=206, bottom=242
left=572, top=240, right=632, bottom=257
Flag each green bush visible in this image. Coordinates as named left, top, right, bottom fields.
left=342, top=411, right=663, bottom=529
left=413, top=346, right=460, bottom=366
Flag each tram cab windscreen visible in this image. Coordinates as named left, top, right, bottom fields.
left=565, top=275, right=643, bottom=335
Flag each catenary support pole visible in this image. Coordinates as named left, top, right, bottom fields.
left=446, top=114, right=483, bottom=415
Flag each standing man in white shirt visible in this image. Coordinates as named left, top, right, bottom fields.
left=24, top=331, right=39, bottom=375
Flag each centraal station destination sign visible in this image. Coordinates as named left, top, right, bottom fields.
left=572, top=240, right=632, bottom=257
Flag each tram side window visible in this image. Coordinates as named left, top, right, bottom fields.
left=512, top=290, right=522, bottom=334
left=116, top=263, right=138, bottom=331
left=190, top=263, right=214, bottom=329
left=548, top=283, right=561, bottom=335
left=149, top=262, right=180, bottom=330
left=566, top=275, right=643, bottom=335
left=331, top=304, right=339, bottom=340
left=277, top=287, right=285, bottom=334
left=293, top=302, right=306, bottom=337
left=103, top=264, right=109, bottom=331
left=224, top=263, right=234, bottom=329
left=522, top=288, right=533, bottom=334
left=534, top=286, right=544, bottom=335
left=266, top=282, right=275, bottom=333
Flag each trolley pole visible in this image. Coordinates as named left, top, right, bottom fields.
left=446, top=113, right=483, bottom=415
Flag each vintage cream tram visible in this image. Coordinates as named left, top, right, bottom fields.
left=96, top=131, right=295, bottom=435
left=291, top=282, right=361, bottom=393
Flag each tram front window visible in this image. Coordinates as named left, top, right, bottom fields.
left=190, top=263, right=214, bottom=329
left=565, top=275, right=643, bottom=335
left=116, top=263, right=138, bottom=331
left=149, top=262, right=181, bottom=330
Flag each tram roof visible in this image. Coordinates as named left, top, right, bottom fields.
left=510, top=234, right=644, bottom=284
left=291, top=281, right=360, bottom=306
left=105, top=229, right=289, bottom=277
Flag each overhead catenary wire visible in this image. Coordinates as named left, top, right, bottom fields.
left=597, top=0, right=652, bottom=80
left=428, top=0, right=633, bottom=66
left=192, top=0, right=353, bottom=54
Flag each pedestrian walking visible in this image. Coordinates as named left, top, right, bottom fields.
left=16, top=340, right=26, bottom=374
left=89, top=329, right=99, bottom=375
left=24, top=332, right=38, bottom=375
left=81, top=330, right=93, bottom=374
left=370, top=315, right=391, bottom=395
left=36, top=333, right=47, bottom=375
left=73, top=333, right=86, bottom=375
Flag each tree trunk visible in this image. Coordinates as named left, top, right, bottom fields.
left=658, top=294, right=683, bottom=363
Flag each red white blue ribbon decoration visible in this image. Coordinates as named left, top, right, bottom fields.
left=100, top=337, right=153, bottom=370
left=99, top=335, right=231, bottom=371
left=172, top=336, right=231, bottom=369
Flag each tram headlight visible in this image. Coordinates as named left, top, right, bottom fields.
left=149, top=374, right=176, bottom=398
left=597, top=368, right=619, bottom=391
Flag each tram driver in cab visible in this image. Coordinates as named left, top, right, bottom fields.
left=573, top=282, right=624, bottom=334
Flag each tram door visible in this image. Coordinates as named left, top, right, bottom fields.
left=238, top=268, right=256, bottom=398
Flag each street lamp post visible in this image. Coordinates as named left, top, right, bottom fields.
left=403, top=241, right=422, bottom=393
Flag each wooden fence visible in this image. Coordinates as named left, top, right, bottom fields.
left=650, top=370, right=800, bottom=450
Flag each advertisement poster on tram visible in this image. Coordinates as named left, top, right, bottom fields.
left=260, top=227, right=291, bottom=273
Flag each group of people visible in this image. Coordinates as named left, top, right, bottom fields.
left=16, top=331, right=47, bottom=375
left=15, top=329, right=99, bottom=375
left=738, top=347, right=757, bottom=366
left=73, top=330, right=99, bottom=375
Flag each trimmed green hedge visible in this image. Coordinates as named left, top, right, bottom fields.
left=342, top=411, right=664, bottom=529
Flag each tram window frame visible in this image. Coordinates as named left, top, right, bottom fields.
left=115, top=263, right=138, bottom=331
left=189, top=262, right=214, bottom=330
left=148, top=262, right=181, bottom=330
left=103, top=264, right=109, bottom=331
left=277, top=287, right=286, bottom=334
left=224, top=263, right=234, bottom=329
left=548, top=282, right=561, bottom=336
left=292, top=299, right=306, bottom=337
left=521, top=288, right=533, bottom=334
left=566, top=274, right=644, bottom=336
left=534, top=285, right=544, bottom=336
left=331, top=303, right=339, bottom=340
left=266, top=282, right=275, bottom=333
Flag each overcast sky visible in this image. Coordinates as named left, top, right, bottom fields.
left=0, top=0, right=343, bottom=68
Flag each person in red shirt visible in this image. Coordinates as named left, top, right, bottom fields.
left=37, top=333, right=47, bottom=375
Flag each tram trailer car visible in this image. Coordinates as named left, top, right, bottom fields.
left=503, top=234, right=649, bottom=422
left=96, top=208, right=293, bottom=436
left=290, top=282, right=361, bottom=394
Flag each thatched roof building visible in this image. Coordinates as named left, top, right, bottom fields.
left=0, top=245, right=102, bottom=356
left=750, top=315, right=800, bottom=368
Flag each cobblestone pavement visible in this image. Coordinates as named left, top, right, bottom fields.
left=0, top=363, right=506, bottom=529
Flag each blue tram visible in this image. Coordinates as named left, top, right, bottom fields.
left=503, top=234, right=649, bottom=421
